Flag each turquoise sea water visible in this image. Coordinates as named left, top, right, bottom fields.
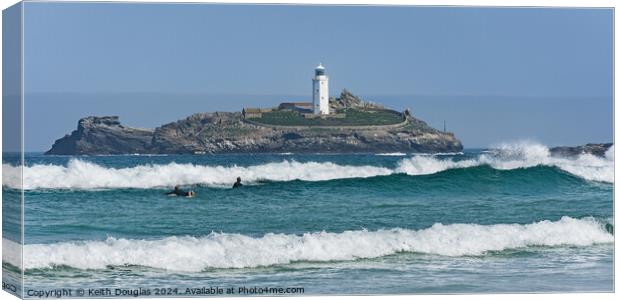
left=2, top=144, right=614, bottom=296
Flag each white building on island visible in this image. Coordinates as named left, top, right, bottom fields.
left=312, top=63, right=329, bottom=115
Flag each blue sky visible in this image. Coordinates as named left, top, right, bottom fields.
left=20, top=2, right=613, bottom=151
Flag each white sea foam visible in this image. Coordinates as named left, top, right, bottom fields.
left=484, top=142, right=614, bottom=183
left=3, top=160, right=393, bottom=190
left=3, top=216, right=612, bottom=272
left=2, top=142, right=613, bottom=190
left=605, top=145, right=614, bottom=160
left=436, top=152, right=464, bottom=156
left=395, top=155, right=479, bottom=175
left=2, top=238, right=22, bottom=269
left=396, top=141, right=614, bottom=183
left=376, top=152, right=407, bottom=156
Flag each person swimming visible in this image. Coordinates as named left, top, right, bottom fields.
left=232, top=177, right=243, bottom=189
left=167, top=185, right=195, bottom=197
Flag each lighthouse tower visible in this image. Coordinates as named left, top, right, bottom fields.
left=312, top=63, right=329, bottom=115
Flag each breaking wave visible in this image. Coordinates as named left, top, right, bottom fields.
left=4, top=216, right=612, bottom=272
left=2, top=142, right=613, bottom=190
left=2, top=160, right=393, bottom=190
left=396, top=142, right=614, bottom=183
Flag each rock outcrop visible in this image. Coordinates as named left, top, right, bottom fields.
left=45, top=116, right=154, bottom=155
left=549, top=143, right=613, bottom=158
left=330, top=89, right=384, bottom=110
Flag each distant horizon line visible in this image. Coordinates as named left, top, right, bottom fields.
left=14, top=141, right=614, bottom=154
left=21, top=91, right=613, bottom=99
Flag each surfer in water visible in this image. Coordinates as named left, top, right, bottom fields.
left=167, top=185, right=195, bottom=197
left=232, top=177, right=243, bottom=189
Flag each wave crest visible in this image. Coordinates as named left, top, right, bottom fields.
left=4, top=217, right=612, bottom=272
left=3, top=160, right=393, bottom=190
left=2, top=142, right=613, bottom=190
left=395, top=142, right=613, bottom=183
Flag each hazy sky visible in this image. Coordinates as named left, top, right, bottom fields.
left=19, top=2, right=613, bottom=151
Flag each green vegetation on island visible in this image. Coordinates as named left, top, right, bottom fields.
left=248, top=108, right=405, bottom=127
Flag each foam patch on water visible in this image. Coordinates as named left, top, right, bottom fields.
left=2, top=142, right=613, bottom=190
left=4, top=216, right=612, bottom=272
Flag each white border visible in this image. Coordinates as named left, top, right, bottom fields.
left=0, top=1, right=616, bottom=300
left=3, top=0, right=618, bottom=7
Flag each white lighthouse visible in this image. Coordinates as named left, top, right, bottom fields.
left=312, top=63, right=329, bottom=115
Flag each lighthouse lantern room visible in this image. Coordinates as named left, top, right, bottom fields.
left=312, top=63, right=329, bottom=115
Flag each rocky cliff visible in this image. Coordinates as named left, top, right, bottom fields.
left=46, top=95, right=464, bottom=155
left=150, top=112, right=461, bottom=154
left=46, top=116, right=154, bottom=155
left=46, top=113, right=462, bottom=155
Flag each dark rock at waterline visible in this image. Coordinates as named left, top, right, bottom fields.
left=549, top=143, right=613, bottom=158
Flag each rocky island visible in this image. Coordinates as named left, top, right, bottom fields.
left=45, top=90, right=463, bottom=155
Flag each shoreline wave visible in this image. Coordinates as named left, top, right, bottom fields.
left=3, top=216, right=612, bottom=272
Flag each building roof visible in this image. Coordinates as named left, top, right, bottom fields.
left=280, top=102, right=313, bottom=107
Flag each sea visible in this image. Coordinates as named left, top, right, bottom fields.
left=1, top=142, right=614, bottom=297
